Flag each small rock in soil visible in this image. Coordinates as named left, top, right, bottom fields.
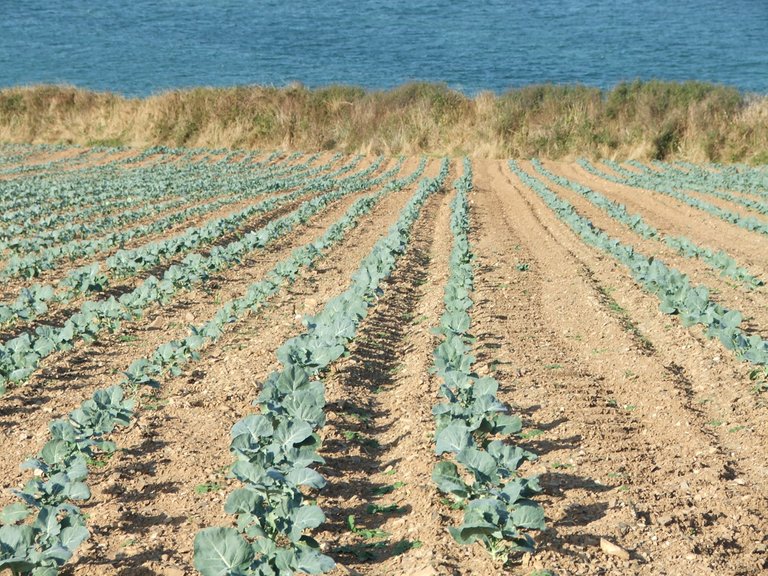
left=600, top=537, right=631, bottom=561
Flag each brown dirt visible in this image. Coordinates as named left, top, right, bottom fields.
left=469, top=160, right=768, bottom=575
left=2, top=155, right=768, bottom=576
left=515, top=161, right=768, bottom=341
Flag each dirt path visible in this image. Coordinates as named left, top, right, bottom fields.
left=466, top=160, right=768, bottom=575
left=313, top=162, right=499, bottom=576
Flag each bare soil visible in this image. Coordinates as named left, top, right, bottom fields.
left=2, top=154, right=767, bottom=576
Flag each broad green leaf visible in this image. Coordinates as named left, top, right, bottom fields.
left=59, top=525, right=89, bottom=552
left=295, top=546, right=336, bottom=574
left=285, top=467, right=326, bottom=490
left=193, top=527, right=254, bottom=576
left=457, top=447, right=497, bottom=483
left=435, top=423, right=472, bottom=455
left=511, top=501, right=546, bottom=530
left=0, top=504, right=29, bottom=526
left=231, top=414, right=273, bottom=443
left=0, top=523, right=34, bottom=551
left=224, top=488, right=262, bottom=517
left=289, top=505, right=325, bottom=541
left=432, top=461, right=468, bottom=498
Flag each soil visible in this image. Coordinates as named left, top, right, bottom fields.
left=2, top=152, right=767, bottom=576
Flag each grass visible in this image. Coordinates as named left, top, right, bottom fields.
left=1, top=81, right=766, bottom=162
left=519, top=428, right=545, bottom=439
left=194, top=482, right=223, bottom=494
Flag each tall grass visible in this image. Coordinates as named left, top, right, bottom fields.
left=0, top=81, right=766, bottom=162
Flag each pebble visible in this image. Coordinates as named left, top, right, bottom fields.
left=617, top=523, right=631, bottom=536
left=600, top=538, right=631, bottom=561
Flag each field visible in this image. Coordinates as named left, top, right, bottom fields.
left=0, top=144, right=767, bottom=576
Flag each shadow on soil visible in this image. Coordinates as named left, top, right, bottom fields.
left=70, top=417, right=183, bottom=573
left=318, top=194, right=441, bottom=572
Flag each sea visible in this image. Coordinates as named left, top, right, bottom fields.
left=1, top=0, right=766, bottom=96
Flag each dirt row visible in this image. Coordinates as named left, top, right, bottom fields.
left=472, top=160, right=767, bottom=575
left=515, top=162, right=768, bottom=342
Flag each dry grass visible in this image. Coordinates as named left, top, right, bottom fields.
left=0, top=81, right=766, bottom=162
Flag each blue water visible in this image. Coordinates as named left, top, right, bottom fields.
left=1, top=0, right=766, bottom=96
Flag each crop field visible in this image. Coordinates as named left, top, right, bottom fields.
left=0, top=144, right=767, bottom=576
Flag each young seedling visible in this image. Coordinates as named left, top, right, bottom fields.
left=346, top=515, right=390, bottom=540
left=371, top=481, right=406, bottom=496
left=366, top=503, right=402, bottom=515
left=194, top=482, right=223, bottom=494
left=519, top=428, right=544, bottom=440
left=392, top=539, right=422, bottom=555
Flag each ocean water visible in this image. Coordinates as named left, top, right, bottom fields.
left=1, top=0, right=766, bottom=96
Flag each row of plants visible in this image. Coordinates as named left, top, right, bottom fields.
left=0, top=144, right=109, bottom=178
left=0, top=147, right=281, bottom=249
left=0, top=145, right=193, bottom=220
left=0, top=157, right=406, bottom=394
left=0, top=144, right=44, bottom=170
left=0, top=155, right=384, bottom=329
left=531, top=161, right=762, bottom=288
left=104, top=154, right=377, bottom=278
left=431, top=159, right=545, bottom=563
left=193, top=159, right=450, bottom=576
left=578, top=160, right=768, bottom=237
left=0, top=164, right=327, bottom=325
left=603, top=159, right=768, bottom=217
left=0, top=385, right=135, bottom=575
left=0, top=158, right=429, bottom=576
left=511, top=161, right=768, bottom=365
left=0, top=149, right=291, bottom=255
left=1, top=151, right=339, bottom=275
left=646, top=160, right=768, bottom=200
left=122, top=157, right=425, bottom=392
left=0, top=149, right=287, bottom=252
